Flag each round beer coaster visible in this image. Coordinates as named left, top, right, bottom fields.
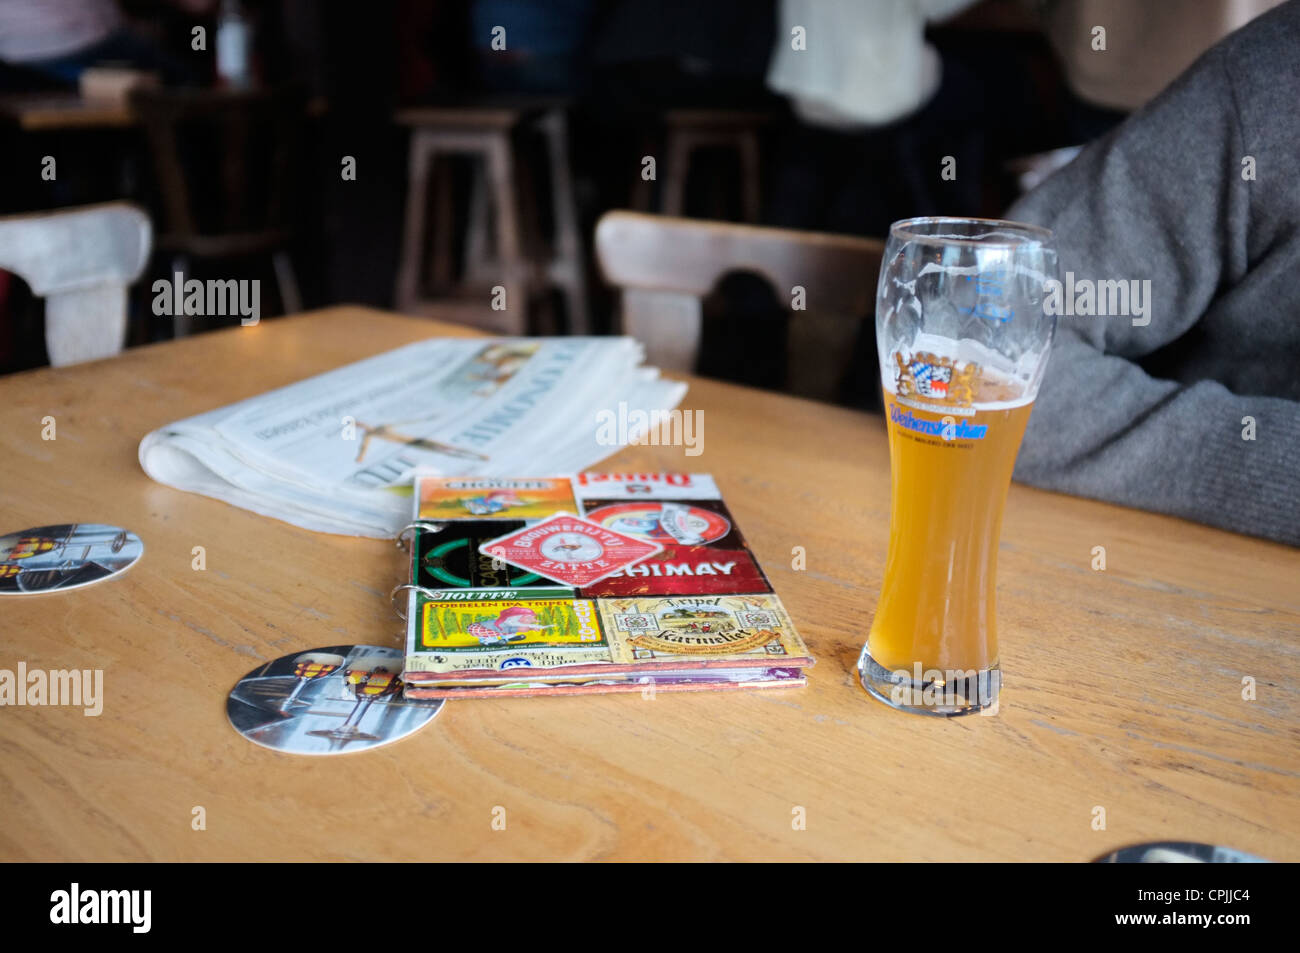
left=226, top=645, right=443, bottom=756
left=0, top=523, right=143, bottom=595
left=1096, top=842, right=1268, bottom=863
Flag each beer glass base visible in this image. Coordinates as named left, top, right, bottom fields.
left=856, top=650, right=1000, bottom=717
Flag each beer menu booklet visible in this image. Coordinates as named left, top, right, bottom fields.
left=400, top=474, right=813, bottom=698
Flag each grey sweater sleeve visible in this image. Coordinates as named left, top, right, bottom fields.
left=1007, top=5, right=1300, bottom=546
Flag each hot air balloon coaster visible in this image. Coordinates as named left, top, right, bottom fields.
left=227, top=645, right=443, bottom=755
left=0, top=523, right=143, bottom=595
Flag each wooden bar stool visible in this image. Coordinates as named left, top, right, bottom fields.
left=131, top=86, right=307, bottom=337
left=659, top=110, right=767, bottom=223
left=394, top=105, right=588, bottom=335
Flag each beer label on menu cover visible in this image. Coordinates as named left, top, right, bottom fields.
left=579, top=497, right=748, bottom=548
left=573, top=472, right=722, bottom=501
left=406, top=593, right=609, bottom=675
left=478, top=513, right=662, bottom=588
left=419, top=598, right=605, bottom=652
left=579, top=544, right=771, bottom=597
left=576, top=493, right=765, bottom=596
left=414, top=521, right=571, bottom=594
left=418, top=586, right=577, bottom=602
left=404, top=593, right=811, bottom=677
left=416, top=476, right=577, bottom=520
left=598, top=594, right=810, bottom=664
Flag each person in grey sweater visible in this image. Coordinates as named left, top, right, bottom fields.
left=1007, top=0, right=1300, bottom=546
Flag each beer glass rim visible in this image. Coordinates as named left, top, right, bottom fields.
left=889, top=216, right=1054, bottom=248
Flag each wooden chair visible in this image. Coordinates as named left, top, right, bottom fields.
left=131, top=86, right=306, bottom=336
left=394, top=103, right=588, bottom=335
left=594, top=210, right=884, bottom=401
left=0, top=202, right=151, bottom=367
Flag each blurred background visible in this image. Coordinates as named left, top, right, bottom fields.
left=0, top=0, right=1277, bottom=406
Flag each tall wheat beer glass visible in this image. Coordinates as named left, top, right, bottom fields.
left=858, top=218, right=1058, bottom=716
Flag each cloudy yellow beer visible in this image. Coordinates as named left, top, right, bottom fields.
left=863, top=215, right=1057, bottom=715
left=867, top=381, right=1033, bottom=678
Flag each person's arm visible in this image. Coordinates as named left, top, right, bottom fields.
left=1007, top=13, right=1300, bottom=545
left=1014, top=332, right=1300, bottom=545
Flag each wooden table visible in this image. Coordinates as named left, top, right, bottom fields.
left=1, top=307, right=1296, bottom=861
left=0, top=92, right=137, bottom=131
left=0, top=92, right=329, bottom=131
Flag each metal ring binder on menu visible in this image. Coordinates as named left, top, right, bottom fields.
left=389, top=583, right=448, bottom=621
left=395, top=520, right=444, bottom=553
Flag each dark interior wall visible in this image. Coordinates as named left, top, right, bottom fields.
left=0, top=0, right=1077, bottom=377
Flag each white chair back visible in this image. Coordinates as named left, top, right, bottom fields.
left=595, top=211, right=883, bottom=379
left=0, top=203, right=151, bottom=366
